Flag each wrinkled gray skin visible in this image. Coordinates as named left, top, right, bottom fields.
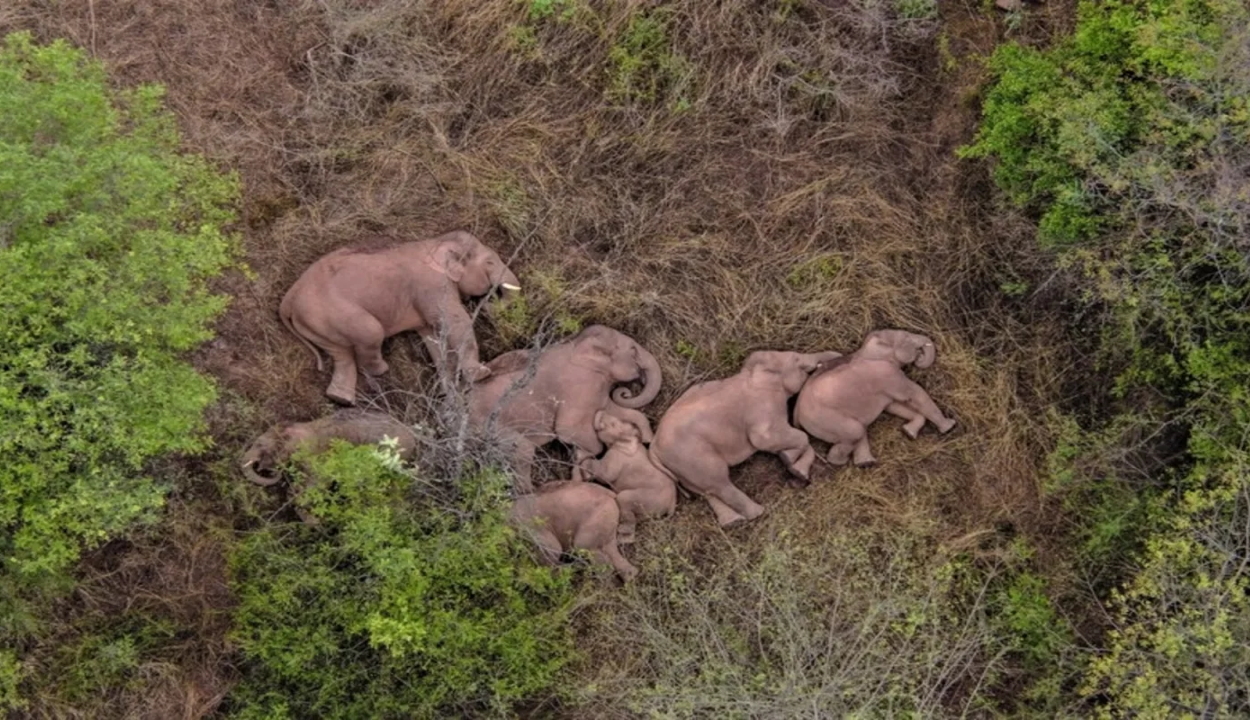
left=649, top=350, right=843, bottom=527
left=280, top=231, right=521, bottom=406
left=469, top=325, right=662, bottom=492
left=510, top=480, right=638, bottom=582
left=794, top=329, right=955, bottom=466
left=579, top=410, right=676, bottom=544
left=240, top=409, right=418, bottom=487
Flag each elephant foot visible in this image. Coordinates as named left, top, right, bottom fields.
left=853, top=456, right=877, bottom=468
left=325, top=388, right=357, bottom=407
left=903, top=420, right=924, bottom=439
left=937, top=417, right=957, bottom=434
left=785, top=475, right=810, bottom=489
left=618, top=525, right=637, bottom=545
left=826, top=448, right=852, bottom=466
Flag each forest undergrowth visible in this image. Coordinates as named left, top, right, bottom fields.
left=7, top=0, right=1238, bottom=717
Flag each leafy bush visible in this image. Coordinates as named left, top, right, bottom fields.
left=0, top=32, right=236, bottom=642
left=964, top=1, right=1250, bottom=714
left=226, top=442, right=576, bottom=719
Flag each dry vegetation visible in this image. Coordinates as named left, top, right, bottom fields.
left=2, top=0, right=1087, bottom=716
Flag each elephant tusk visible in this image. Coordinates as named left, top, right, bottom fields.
left=501, top=283, right=521, bottom=291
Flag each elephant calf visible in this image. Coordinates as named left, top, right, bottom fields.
left=649, top=350, right=841, bottom=528
left=240, top=409, right=418, bottom=487
left=510, top=481, right=638, bottom=582
left=579, top=411, right=675, bottom=544
left=794, top=329, right=955, bottom=467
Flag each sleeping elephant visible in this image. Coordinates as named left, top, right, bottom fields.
left=240, top=409, right=418, bottom=487
left=579, top=410, right=677, bottom=544
left=510, top=480, right=638, bottom=582
left=469, top=324, right=662, bottom=492
left=649, top=350, right=842, bottom=527
left=794, top=329, right=955, bottom=467
left=280, top=230, right=520, bottom=406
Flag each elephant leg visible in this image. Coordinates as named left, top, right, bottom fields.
left=569, top=446, right=595, bottom=482
left=749, top=422, right=816, bottom=481
left=897, top=380, right=956, bottom=434
left=529, top=528, right=564, bottom=567
left=355, top=338, right=389, bottom=378
left=325, top=346, right=359, bottom=406
left=596, top=542, right=638, bottom=582
left=815, top=413, right=867, bottom=466
left=506, top=434, right=538, bottom=493
left=851, top=435, right=877, bottom=467
left=705, top=494, right=747, bottom=527
left=614, top=490, right=641, bottom=544
left=886, top=402, right=926, bottom=439
left=437, top=307, right=488, bottom=381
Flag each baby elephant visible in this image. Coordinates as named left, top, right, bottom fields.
left=240, top=409, right=418, bottom=487
left=510, top=481, right=638, bottom=582
left=579, top=411, right=676, bottom=544
left=795, top=329, right=955, bottom=467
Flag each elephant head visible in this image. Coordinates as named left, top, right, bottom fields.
left=860, top=329, right=936, bottom=368
left=744, top=350, right=843, bottom=394
left=594, top=409, right=654, bottom=445
left=430, top=231, right=521, bottom=299
left=240, top=424, right=312, bottom=487
left=573, top=325, right=662, bottom=409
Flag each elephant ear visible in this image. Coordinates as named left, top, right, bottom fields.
left=569, top=328, right=613, bottom=372
left=431, top=241, right=467, bottom=283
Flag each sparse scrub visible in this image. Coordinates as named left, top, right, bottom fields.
left=573, top=525, right=1015, bottom=717
left=0, top=28, right=236, bottom=696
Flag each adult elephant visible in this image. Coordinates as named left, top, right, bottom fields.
left=794, top=329, right=955, bottom=467
left=280, top=230, right=521, bottom=406
left=469, top=325, right=662, bottom=492
left=649, top=350, right=842, bottom=527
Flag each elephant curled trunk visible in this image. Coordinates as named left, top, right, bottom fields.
left=240, top=454, right=282, bottom=487
left=612, top=344, right=662, bottom=409
left=915, top=338, right=936, bottom=369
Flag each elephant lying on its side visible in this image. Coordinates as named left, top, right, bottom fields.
left=795, top=329, right=955, bottom=467
left=240, top=409, right=417, bottom=487
left=579, top=411, right=676, bottom=544
left=469, top=324, right=662, bottom=492
left=510, top=481, right=638, bottom=582
left=649, top=350, right=842, bottom=527
left=280, top=230, right=521, bottom=406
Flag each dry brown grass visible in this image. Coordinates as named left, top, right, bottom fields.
left=3, top=0, right=1086, bottom=716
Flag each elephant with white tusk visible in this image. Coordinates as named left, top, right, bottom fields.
left=649, top=350, right=843, bottom=528
left=510, top=480, right=638, bottom=582
left=469, top=325, right=662, bottom=493
left=794, top=329, right=956, bottom=467
left=239, top=409, right=417, bottom=487
left=279, top=230, right=521, bottom=406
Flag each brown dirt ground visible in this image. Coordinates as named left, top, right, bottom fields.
left=3, top=0, right=1083, bottom=716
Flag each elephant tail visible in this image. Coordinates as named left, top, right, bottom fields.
left=647, top=444, right=678, bottom=483
left=279, top=293, right=324, bottom=372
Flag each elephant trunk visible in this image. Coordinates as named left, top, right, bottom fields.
left=498, top=267, right=521, bottom=294
left=612, top=344, right=662, bottom=409
left=915, top=337, right=936, bottom=368
left=241, top=450, right=282, bottom=487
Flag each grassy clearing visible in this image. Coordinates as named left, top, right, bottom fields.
left=1, top=0, right=1085, bottom=716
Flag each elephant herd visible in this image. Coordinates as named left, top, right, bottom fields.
left=242, top=231, right=957, bottom=582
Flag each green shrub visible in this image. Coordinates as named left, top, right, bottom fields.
left=225, top=442, right=576, bottom=719
left=0, top=32, right=237, bottom=641
left=607, top=9, right=692, bottom=106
